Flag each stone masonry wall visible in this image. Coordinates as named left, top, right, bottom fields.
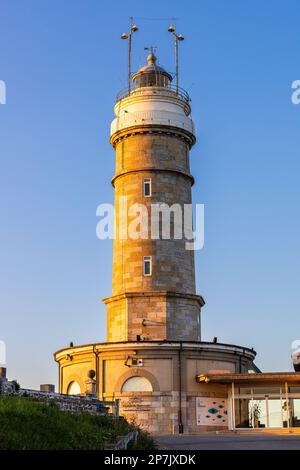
left=166, top=296, right=201, bottom=341
left=105, top=132, right=201, bottom=342
left=105, top=292, right=201, bottom=342
left=115, top=134, right=191, bottom=176
left=111, top=170, right=195, bottom=295
left=1, top=385, right=109, bottom=416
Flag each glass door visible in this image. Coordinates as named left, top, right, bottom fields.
left=233, top=386, right=300, bottom=430
left=250, top=397, right=286, bottom=429
left=290, top=398, right=300, bottom=427
left=250, top=399, right=268, bottom=429
left=267, top=398, right=285, bottom=428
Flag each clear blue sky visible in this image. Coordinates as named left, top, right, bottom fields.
left=1, top=0, right=299, bottom=389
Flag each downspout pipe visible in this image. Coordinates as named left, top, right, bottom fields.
left=93, top=345, right=100, bottom=399
left=178, top=342, right=184, bottom=434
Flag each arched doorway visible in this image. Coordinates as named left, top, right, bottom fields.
left=67, top=381, right=81, bottom=395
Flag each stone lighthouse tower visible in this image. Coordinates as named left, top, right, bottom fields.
left=104, top=51, right=205, bottom=344
left=54, top=47, right=258, bottom=435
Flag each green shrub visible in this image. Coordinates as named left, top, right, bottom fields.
left=10, top=380, right=20, bottom=391
left=0, top=396, right=146, bottom=450
left=129, top=431, right=156, bottom=450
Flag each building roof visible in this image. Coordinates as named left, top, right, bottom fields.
left=196, top=372, right=300, bottom=384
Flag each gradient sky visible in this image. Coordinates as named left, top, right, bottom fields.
left=1, top=0, right=299, bottom=389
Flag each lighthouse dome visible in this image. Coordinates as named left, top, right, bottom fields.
left=132, top=52, right=173, bottom=89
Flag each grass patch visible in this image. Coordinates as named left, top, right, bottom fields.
left=0, top=396, right=151, bottom=450
left=129, top=431, right=156, bottom=450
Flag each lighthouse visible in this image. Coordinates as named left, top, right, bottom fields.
left=105, top=50, right=204, bottom=344
left=54, top=42, right=258, bottom=435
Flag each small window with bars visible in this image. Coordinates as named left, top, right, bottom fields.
left=143, top=178, right=151, bottom=197
left=143, top=256, right=152, bottom=276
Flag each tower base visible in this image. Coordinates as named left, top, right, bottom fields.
left=54, top=340, right=257, bottom=434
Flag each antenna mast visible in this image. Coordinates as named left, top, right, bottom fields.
left=168, top=25, right=185, bottom=95
left=121, top=17, right=139, bottom=96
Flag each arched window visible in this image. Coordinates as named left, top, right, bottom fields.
left=67, top=381, right=81, bottom=395
left=121, top=376, right=153, bottom=392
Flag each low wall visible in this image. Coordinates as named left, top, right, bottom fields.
left=0, top=378, right=115, bottom=416
left=18, top=389, right=109, bottom=415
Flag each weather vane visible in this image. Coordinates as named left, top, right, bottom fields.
left=144, top=46, right=157, bottom=55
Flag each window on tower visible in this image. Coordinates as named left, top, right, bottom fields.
left=143, top=178, right=151, bottom=197
left=143, top=256, right=152, bottom=276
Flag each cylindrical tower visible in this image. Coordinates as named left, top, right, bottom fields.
left=103, top=52, right=204, bottom=343
left=54, top=49, right=259, bottom=436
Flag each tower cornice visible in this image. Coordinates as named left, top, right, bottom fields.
left=103, top=291, right=205, bottom=307
left=111, top=167, right=195, bottom=187
left=110, top=124, right=196, bottom=148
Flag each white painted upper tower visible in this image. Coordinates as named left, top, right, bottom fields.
left=111, top=52, right=195, bottom=143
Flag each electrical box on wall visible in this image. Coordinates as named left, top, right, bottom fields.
left=131, top=357, right=144, bottom=367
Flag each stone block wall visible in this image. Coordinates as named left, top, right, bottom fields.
left=106, top=295, right=128, bottom=343
left=105, top=129, right=202, bottom=344
left=105, top=292, right=202, bottom=342
left=118, top=392, right=178, bottom=435
left=115, top=134, right=191, bottom=177
left=111, top=170, right=195, bottom=296
left=18, top=389, right=108, bottom=415
left=117, top=391, right=229, bottom=435
left=1, top=384, right=109, bottom=416
left=166, top=295, right=201, bottom=341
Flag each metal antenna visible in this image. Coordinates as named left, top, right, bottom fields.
left=121, top=17, right=139, bottom=96
left=168, top=25, right=185, bottom=95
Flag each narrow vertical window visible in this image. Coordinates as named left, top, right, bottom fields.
left=143, top=178, right=151, bottom=197
left=143, top=256, right=152, bottom=276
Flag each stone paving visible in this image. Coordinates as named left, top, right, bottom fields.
left=155, top=433, right=300, bottom=450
